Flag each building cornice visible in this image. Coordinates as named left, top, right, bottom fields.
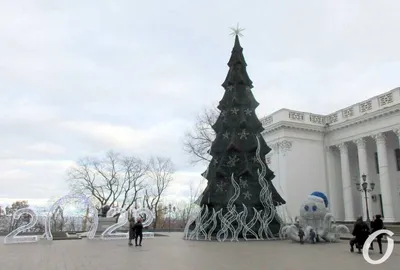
left=260, top=87, right=400, bottom=130
left=327, top=103, right=400, bottom=131
left=262, top=103, right=400, bottom=134
left=262, top=121, right=325, bottom=135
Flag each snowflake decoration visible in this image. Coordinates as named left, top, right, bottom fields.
left=243, top=191, right=252, bottom=200
left=252, top=156, right=259, bottom=163
left=221, top=110, right=227, bottom=117
left=239, top=177, right=248, bottom=188
left=216, top=181, right=226, bottom=192
left=226, top=85, right=234, bottom=91
left=231, top=107, right=239, bottom=115
left=244, top=108, right=252, bottom=116
left=222, top=131, right=230, bottom=140
left=227, top=155, right=239, bottom=167
left=238, top=129, right=249, bottom=140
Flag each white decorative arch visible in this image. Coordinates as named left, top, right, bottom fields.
left=45, top=194, right=98, bottom=240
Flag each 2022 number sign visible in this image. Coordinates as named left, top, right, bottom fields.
left=4, top=208, right=39, bottom=244
left=44, top=194, right=98, bottom=240
left=100, top=207, right=155, bottom=240
left=3, top=193, right=155, bottom=244
left=100, top=207, right=129, bottom=240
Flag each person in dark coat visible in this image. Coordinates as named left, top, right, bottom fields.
left=298, top=227, right=305, bottom=244
left=350, top=217, right=370, bottom=253
left=370, top=215, right=384, bottom=254
left=134, top=218, right=144, bottom=247
left=128, top=217, right=136, bottom=246
left=309, top=229, right=316, bottom=244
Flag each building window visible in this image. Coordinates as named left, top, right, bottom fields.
left=395, top=148, right=400, bottom=171
left=374, top=152, right=379, bottom=174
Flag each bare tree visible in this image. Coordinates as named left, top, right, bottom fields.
left=5, top=200, right=30, bottom=232
left=67, top=151, right=148, bottom=211
left=183, top=106, right=218, bottom=165
left=64, top=217, right=77, bottom=232
left=51, top=206, right=65, bottom=232
left=143, top=157, right=174, bottom=228
left=176, top=178, right=204, bottom=226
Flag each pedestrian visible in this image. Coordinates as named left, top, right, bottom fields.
left=134, top=218, right=144, bottom=247
left=309, top=229, right=316, bottom=244
left=350, top=216, right=370, bottom=253
left=370, top=215, right=384, bottom=254
left=298, top=227, right=305, bottom=244
left=128, top=217, right=136, bottom=246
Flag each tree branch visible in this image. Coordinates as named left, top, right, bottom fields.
left=182, top=106, right=218, bottom=165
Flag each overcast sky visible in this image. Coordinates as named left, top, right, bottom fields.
left=1, top=1, right=399, bottom=207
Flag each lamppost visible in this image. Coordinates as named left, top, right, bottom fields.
left=356, top=174, right=375, bottom=226
left=165, top=204, right=176, bottom=233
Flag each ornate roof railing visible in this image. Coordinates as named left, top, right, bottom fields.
left=259, top=87, right=400, bottom=128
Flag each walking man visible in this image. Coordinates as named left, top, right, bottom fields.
left=370, top=215, right=384, bottom=254
left=134, top=218, right=144, bottom=247
left=350, top=217, right=370, bottom=253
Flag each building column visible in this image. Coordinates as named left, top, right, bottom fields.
left=354, top=138, right=369, bottom=220
left=326, top=146, right=340, bottom=218
left=395, top=128, right=400, bottom=201
left=394, top=128, right=400, bottom=147
left=373, top=133, right=395, bottom=222
left=337, top=143, right=355, bottom=221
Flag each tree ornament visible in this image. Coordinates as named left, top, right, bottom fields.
left=238, top=129, right=249, bottom=140
left=230, top=107, right=239, bottom=115
left=227, top=155, right=239, bottom=167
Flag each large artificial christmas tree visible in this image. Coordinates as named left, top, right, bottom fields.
left=184, top=28, right=286, bottom=241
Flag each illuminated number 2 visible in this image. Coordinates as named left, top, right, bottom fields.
left=4, top=208, right=39, bottom=244
left=101, top=207, right=129, bottom=240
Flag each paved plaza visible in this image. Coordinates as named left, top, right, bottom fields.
left=1, top=233, right=399, bottom=270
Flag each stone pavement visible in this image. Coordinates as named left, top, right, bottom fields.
left=0, top=233, right=399, bottom=270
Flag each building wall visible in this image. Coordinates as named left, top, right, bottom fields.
left=387, top=135, right=400, bottom=219
left=264, top=129, right=327, bottom=221
left=370, top=135, right=400, bottom=220
left=331, top=150, right=344, bottom=220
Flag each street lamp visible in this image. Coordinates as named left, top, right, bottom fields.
left=165, top=204, right=176, bottom=233
left=355, top=174, right=375, bottom=226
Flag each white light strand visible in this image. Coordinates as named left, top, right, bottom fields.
left=183, top=136, right=285, bottom=242
left=4, top=208, right=39, bottom=244
left=44, top=194, right=98, bottom=240
left=100, top=207, right=128, bottom=240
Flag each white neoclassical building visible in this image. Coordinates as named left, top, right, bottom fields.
left=261, top=87, right=400, bottom=223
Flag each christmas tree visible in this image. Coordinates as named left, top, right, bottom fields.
left=185, top=26, right=285, bottom=241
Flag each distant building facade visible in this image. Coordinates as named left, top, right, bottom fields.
left=261, top=87, right=400, bottom=223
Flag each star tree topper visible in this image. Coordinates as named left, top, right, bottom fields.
left=230, top=23, right=245, bottom=37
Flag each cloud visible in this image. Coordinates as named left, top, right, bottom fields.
left=58, top=119, right=193, bottom=167
left=28, top=142, right=66, bottom=155
left=163, top=171, right=206, bottom=203
left=0, top=159, right=74, bottom=199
